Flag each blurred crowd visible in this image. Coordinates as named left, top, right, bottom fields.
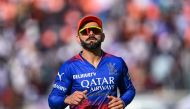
left=0, top=0, right=190, bottom=109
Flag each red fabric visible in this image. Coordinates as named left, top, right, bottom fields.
left=77, top=15, right=102, bottom=34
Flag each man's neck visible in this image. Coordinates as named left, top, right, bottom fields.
left=81, top=48, right=103, bottom=68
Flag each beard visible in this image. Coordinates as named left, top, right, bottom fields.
left=79, top=36, right=102, bottom=50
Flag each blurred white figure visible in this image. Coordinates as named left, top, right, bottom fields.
left=127, top=94, right=168, bottom=109
left=176, top=94, right=190, bottom=109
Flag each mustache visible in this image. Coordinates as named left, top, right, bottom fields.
left=86, top=36, right=97, bottom=41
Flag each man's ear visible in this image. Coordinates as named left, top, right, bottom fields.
left=76, top=35, right=81, bottom=43
left=101, top=33, right=105, bottom=42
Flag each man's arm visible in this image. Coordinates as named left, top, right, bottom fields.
left=118, top=59, right=136, bottom=107
left=48, top=63, right=72, bottom=109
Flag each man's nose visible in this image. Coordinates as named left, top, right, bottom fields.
left=89, top=30, right=94, bottom=35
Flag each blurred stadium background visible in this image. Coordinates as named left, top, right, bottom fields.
left=0, top=0, right=190, bottom=109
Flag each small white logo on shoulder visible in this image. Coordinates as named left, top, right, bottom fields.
left=57, top=72, right=64, bottom=81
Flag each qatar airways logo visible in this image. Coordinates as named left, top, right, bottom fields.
left=81, top=77, right=115, bottom=91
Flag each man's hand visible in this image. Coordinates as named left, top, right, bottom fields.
left=64, top=90, right=87, bottom=105
left=107, top=96, right=125, bottom=109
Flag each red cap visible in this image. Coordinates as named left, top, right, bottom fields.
left=77, top=15, right=102, bottom=34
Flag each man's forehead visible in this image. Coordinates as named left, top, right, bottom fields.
left=83, top=22, right=100, bottom=28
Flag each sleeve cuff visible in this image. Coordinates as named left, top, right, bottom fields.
left=121, top=98, right=126, bottom=108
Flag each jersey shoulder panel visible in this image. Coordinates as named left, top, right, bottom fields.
left=104, top=52, right=124, bottom=63
left=67, top=54, right=83, bottom=64
left=59, top=54, right=83, bottom=72
left=60, top=54, right=82, bottom=66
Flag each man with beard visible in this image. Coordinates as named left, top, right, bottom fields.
left=48, top=15, right=136, bottom=109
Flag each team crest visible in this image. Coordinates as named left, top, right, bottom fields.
left=107, top=63, right=117, bottom=75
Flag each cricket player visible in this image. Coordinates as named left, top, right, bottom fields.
left=48, top=15, right=136, bottom=109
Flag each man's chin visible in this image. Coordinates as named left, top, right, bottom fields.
left=89, top=42, right=96, bottom=45
left=80, top=39, right=101, bottom=50
left=82, top=43, right=101, bottom=50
